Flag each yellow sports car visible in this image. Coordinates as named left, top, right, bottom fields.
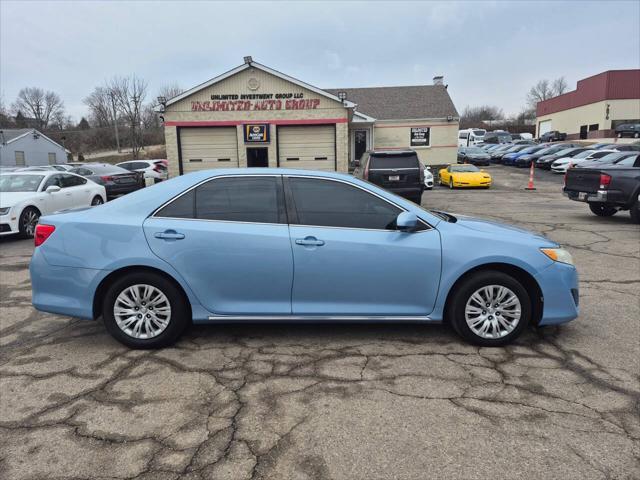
left=438, top=164, right=492, bottom=189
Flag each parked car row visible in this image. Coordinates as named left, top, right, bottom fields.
left=0, top=160, right=169, bottom=238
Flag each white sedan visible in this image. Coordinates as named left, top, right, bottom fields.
left=0, top=171, right=106, bottom=238
left=551, top=149, right=616, bottom=173
left=116, top=159, right=169, bottom=184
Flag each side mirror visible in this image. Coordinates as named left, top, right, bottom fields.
left=396, top=212, right=418, bottom=232
left=46, top=185, right=61, bottom=193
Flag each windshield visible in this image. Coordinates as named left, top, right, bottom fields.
left=369, top=154, right=419, bottom=169
left=0, top=174, right=44, bottom=192
left=465, top=147, right=486, bottom=154
left=451, top=165, right=480, bottom=172
left=472, top=130, right=486, bottom=136
left=573, top=150, right=596, bottom=159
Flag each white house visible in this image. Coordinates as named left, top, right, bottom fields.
left=0, top=129, right=68, bottom=167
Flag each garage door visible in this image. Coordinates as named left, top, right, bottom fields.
left=180, top=127, right=238, bottom=173
left=278, top=125, right=336, bottom=171
left=538, top=120, right=552, bottom=137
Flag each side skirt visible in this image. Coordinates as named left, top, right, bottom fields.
left=202, top=315, right=439, bottom=324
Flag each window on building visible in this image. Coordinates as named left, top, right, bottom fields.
left=288, top=177, right=401, bottom=230
left=48, top=152, right=56, bottom=165
left=588, top=124, right=599, bottom=132
left=15, top=151, right=25, bottom=166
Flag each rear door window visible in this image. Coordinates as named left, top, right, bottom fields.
left=369, top=154, right=419, bottom=169
left=288, top=177, right=401, bottom=230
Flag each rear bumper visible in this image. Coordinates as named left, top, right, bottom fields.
left=30, top=247, right=105, bottom=320
left=105, top=184, right=143, bottom=198
left=535, top=261, right=579, bottom=325
left=564, top=189, right=628, bottom=206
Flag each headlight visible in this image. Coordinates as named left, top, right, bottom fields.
left=0, top=207, right=10, bottom=216
left=541, top=248, right=574, bottom=265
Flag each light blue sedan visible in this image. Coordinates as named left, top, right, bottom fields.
left=30, top=169, right=579, bottom=348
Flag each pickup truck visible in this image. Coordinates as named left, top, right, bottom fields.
left=539, top=130, right=567, bottom=142
left=563, top=154, right=640, bottom=223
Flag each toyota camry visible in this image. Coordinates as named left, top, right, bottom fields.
left=30, top=169, right=579, bottom=348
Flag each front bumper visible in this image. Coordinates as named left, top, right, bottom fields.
left=0, top=212, right=19, bottom=236
left=534, top=261, right=579, bottom=325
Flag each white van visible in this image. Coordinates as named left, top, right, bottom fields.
left=458, top=128, right=486, bottom=147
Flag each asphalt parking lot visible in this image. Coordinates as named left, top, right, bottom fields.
left=1, top=165, right=638, bottom=480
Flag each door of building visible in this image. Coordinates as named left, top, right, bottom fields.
left=579, top=125, right=588, bottom=139
left=247, top=148, right=269, bottom=167
left=354, top=130, right=368, bottom=162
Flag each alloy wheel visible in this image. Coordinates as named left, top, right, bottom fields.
left=22, top=210, right=39, bottom=237
left=464, top=285, right=521, bottom=339
left=92, top=196, right=104, bottom=206
left=113, top=284, right=172, bottom=339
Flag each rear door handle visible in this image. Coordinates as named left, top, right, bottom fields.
left=154, top=230, right=185, bottom=240
left=295, top=236, right=325, bottom=247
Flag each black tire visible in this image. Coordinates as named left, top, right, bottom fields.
left=91, top=195, right=104, bottom=206
left=630, top=198, right=640, bottom=224
left=448, top=271, right=531, bottom=347
left=589, top=203, right=617, bottom=217
left=18, top=207, right=40, bottom=238
left=634, top=132, right=639, bottom=139
left=449, top=178, right=454, bottom=189
left=102, top=271, right=190, bottom=349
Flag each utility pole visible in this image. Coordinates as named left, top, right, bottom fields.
left=109, top=91, right=121, bottom=153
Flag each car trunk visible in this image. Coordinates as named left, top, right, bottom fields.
left=368, top=154, right=421, bottom=188
left=565, top=169, right=601, bottom=193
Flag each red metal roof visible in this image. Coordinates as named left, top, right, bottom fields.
left=536, top=70, right=640, bottom=116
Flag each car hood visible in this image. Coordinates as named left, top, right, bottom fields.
left=455, top=215, right=556, bottom=245
left=0, top=192, right=38, bottom=208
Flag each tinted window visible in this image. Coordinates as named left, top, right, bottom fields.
left=156, top=190, right=195, bottom=218
left=614, top=156, right=639, bottom=167
left=61, top=174, right=87, bottom=187
left=71, top=167, right=94, bottom=176
left=42, top=174, right=63, bottom=189
left=82, top=164, right=130, bottom=175
left=196, top=176, right=283, bottom=223
left=369, top=154, right=420, bottom=169
left=289, top=177, right=401, bottom=230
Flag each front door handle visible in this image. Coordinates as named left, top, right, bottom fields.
left=295, top=236, right=325, bottom=247
left=154, top=230, right=185, bottom=240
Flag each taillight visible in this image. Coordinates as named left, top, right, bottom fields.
left=363, top=161, right=369, bottom=180
left=100, top=175, right=114, bottom=182
left=599, top=173, right=611, bottom=189
left=35, top=224, right=55, bottom=247
left=153, top=166, right=161, bottom=173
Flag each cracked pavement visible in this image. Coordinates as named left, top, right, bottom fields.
left=0, top=166, right=638, bottom=479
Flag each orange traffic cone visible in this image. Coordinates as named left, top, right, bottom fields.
left=525, top=161, right=536, bottom=190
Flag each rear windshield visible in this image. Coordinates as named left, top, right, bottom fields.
left=369, top=154, right=420, bottom=169
left=75, top=164, right=131, bottom=175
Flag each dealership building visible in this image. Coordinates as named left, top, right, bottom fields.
left=536, top=69, right=640, bottom=140
left=161, top=57, right=459, bottom=176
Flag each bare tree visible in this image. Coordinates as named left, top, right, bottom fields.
left=527, top=77, right=569, bottom=109
left=552, top=77, right=568, bottom=96
left=460, top=105, right=504, bottom=127
left=11, top=87, right=65, bottom=129
left=157, top=83, right=183, bottom=103
left=108, top=76, right=147, bottom=158
left=83, top=87, right=114, bottom=128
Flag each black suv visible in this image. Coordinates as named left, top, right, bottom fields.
left=353, top=150, right=424, bottom=203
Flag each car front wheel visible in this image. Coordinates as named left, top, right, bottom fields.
left=91, top=195, right=104, bottom=206
left=448, top=271, right=531, bottom=346
left=19, top=207, right=40, bottom=238
left=449, top=178, right=454, bottom=189
left=589, top=203, right=617, bottom=217
left=102, top=272, right=189, bottom=348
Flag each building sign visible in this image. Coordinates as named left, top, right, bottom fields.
left=191, top=92, right=321, bottom=112
left=410, top=127, right=430, bottom=146
left=244, top=124, right=269, bottom=143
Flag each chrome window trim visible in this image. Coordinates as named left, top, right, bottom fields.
left=151, top=173, right=433, bottom=231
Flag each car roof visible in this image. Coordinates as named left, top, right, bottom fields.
left=0, top=170, right=54, bottom=176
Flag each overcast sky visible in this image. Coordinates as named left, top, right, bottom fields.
left=2, top=0, right=639, bottom=121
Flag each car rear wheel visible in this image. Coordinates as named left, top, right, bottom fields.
left=102, top=272, right=189, bottom=348
left=448, top=271, right=531, bottom=347
left=91, top=195, right=104, bottom=206
left=18, top=207, right=40, bottom=238
left=589, top=203, right=617, bottom=217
